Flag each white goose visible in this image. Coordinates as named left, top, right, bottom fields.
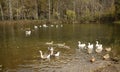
left=95, top=44, right=103, bottom=53
left=34, top=25, right=38, bottom=29
left=39, top=50, right=50, bottom=60
left=87, top=43, right=93, bottom=54
left=25, top=30, right=31, bottom=36
left=60, top=24, right=63, bottom=27
left=39, top=25, right=42, bottom=28
left=49, top=47, right=60, bottom=57
left=78, top=41, right=86, bottom=49
left=57, top=43, right=65, bottom=47
left=56, top=25, right=59, bottom=28
left=95, top=41, right=103, bottom=53
left=96, top=41, right=102, bottom=48
left=48, top=47, right=54, bottom=55
left=43, top=24, right=48, bottom=28
left=45, top=41, right=53, bottom=45
left=54, top=52, right=60, bottom=57
left=51, top=24, right=54, bottom=27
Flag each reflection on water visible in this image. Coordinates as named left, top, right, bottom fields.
left=0, top=23, right=120, bottom=72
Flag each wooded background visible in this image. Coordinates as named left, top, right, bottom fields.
left=0, top=0, right=120, bottom=22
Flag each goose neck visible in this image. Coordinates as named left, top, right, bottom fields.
left=39, top=51, right=43, bottom=58
left=50, top=49, right=54, bottom=55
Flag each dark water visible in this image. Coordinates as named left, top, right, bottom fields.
left=0, top=22, right=120, bottom=72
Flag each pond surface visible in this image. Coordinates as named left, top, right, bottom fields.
left=0, top=22, right=120, bottom=72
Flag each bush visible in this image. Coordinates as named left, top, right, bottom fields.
left=66, top=10, right=76, bottom=20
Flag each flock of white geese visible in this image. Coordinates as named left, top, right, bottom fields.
left=39, top=41, right=112, bottom=62
left=78, top=41, right=111, bottom=62
left=25, top=24, right=63, bottom=36
left=39, top=47, right=60, bottom=60
left=78, top=41, right=104, bottom=53
left=39, top=41, right=70, bottom=60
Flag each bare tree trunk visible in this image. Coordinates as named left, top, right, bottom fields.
left=48, top=0, right=51, bottom=21
left=57, top=0, right=60, bottom=20
left=51, top=0, right=53, bottom=15
left=0, top=3, right=4, bottom=20
left=35, top=0, right=39, bottom=20
left=8, top=0, right=13, bottom=20
left=20, top=0, right=24, bottom=19
left=16, top=0, right=19, bottom=20
left=73, top=1, right=76, bottom=22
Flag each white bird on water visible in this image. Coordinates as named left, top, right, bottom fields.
left=45, top=41, right=53, bottom=45
left=48, top=47, right=54, bottom=55
left=54, top=52, right=60, bottom=57
left=49, top=47, right=60, bottom=57
left=51, top=24, right=54, bottom=27
left=25, top=30, right=31, bottom=36
left=43, top=24, right=48, bottom=28
left=34, top=25, right=38, bottom=29
left=60, top=24, right=63, bottom=27
left=56, top=25, right=59, bottom=28
left=39, top=50, right=50, bottom=60
left=78, top=41, right=86, bottom=49
left=57, top=43, right=65, bottom=47
left=39, top=25, right=42, bottom=28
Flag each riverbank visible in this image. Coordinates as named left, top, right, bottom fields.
left=114, top=21, right=120, bottom=24
left=95, top=63, right=120, bottom=72
left=0, top=19, right=108, bottom=25
left=37, top=48, right=120, bottom=72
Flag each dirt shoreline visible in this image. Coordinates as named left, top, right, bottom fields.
left=1, top=49, right=119, bottom=72
left=38, top=49, right=120, bottom=72
left=95, top=62, right=120, bottom=72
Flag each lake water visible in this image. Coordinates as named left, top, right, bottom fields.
left=0, top=22, right=120, bottom=72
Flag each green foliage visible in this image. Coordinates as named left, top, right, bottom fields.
left=115, top=0, right=120, bottom=19
left=66, top=10, right=76, bottom=20
left=53, top=11, right=60, bottom=19
left=0, top=0, right=117, bottom=22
